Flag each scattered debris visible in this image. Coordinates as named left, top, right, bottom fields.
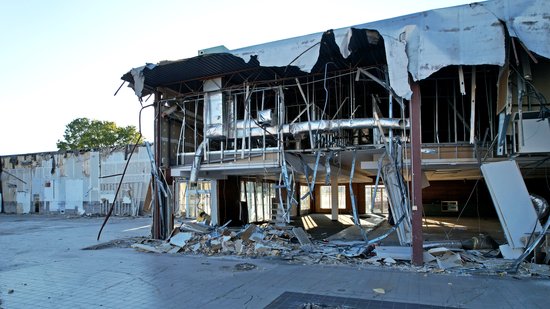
left=122, top=220, right=549, bottom=279
left=435, top=252, right=463, bottom=270
left=384, top=257, right=397, bottom=265
left=234, top=263, right=256, bottom=271
left=130, top=243, right=164, bottom=254
left=240, top=224, right=258, bottom=242
left=81, top=237, right=148, bottom=250
left=293, top=227, right=314, bottom=252
left=375, top=246, right=412, bottom=260
left=521, top=263, right=550, bottom=277
left=196, top=211, right=211, bottom=225
left=373, top=288, right=385, bottom=294
left=461, top=234, right=499, bottom=250
left=180, top=222, right=211, bottom=234
left=300, top=303, right=354, bottom=309
left=169, top=232, right=193, bottom=247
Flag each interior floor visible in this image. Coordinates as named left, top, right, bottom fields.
left=292, top=214, right=505, bottom=247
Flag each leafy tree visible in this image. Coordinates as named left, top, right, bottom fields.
left=57, top=118, right=142, bottom=151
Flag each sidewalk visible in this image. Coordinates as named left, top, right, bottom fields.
left=1, top=214, right=548, bottom=308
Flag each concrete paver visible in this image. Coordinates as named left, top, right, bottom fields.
left=0, top=214, right=549, bottom=308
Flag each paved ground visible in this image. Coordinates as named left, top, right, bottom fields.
left=0, top=214, right=549, bottom=308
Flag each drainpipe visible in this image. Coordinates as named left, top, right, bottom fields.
left=410, top=81, right=424, bottom=266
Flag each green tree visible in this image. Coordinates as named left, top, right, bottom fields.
left=57, top=118, right=142, bottom=151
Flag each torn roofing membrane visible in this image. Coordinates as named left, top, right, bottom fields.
left=122, top=0, right=550, bottom=100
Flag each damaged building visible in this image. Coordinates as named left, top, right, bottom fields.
left=120, top=0, right=550, bottom=265
left=0, top=146, right=152, bottom=216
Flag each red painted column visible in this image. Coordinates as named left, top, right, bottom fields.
left=410, top=81, right=424, bottom=266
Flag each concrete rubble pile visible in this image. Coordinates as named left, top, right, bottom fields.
left=128, top=221, right=550, bottom=278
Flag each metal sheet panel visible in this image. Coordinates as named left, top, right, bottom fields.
left=481, top=160, right=542, bottom=249
left=122, top=0, right=550, bottom=103
left=517, top=118, right=550, bottom=153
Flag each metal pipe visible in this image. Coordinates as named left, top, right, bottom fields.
left=470, top=66, right=477, bottom=144
left=205, top=117, right=409, bottom=139
left=435, top=80, right=440, bottom=143
left=453, top=83, right=458, bottom=142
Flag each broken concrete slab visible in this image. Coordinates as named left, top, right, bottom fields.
left=191, top=242, right=201, bottom=253
left=221, top=237, right=236, bottom=253
left=375, top=246, right=411, bottom=260
left=423, top=252, right=437, bottom=263
left=131, top=243, right=163, bottom=254
left=499, top=244, right=524, bottom=259
left=169, top=232, right=193, bottom=247
left=234, top=239, right=244, bottom=254
left=180, top=222, right=211, bottom=234
left=210, top=239, right=222, bottom=251
left=158, top=242, right=175, bottom=253
left=384, top=257, right=397, bottom=265
left=167, top=246, right=181, bottom=254
left=522, top=263, right=550, bottom=277
left=376, top=245, right=436, bottom=262
left=342, top=245, right=368, bottom=257
left=436, top=251, right=463, bottom=269
left=254, top=243, right=271, bottom=254
left=325, top=240, right=366, bottom=247
left=240, top=224, right=258, bottom=242
left=292, top=227, right=312, bottom=244
left=249, top=231, right=265, bottom=242
left=292, top=227, right=314, bottom=252
left=428, top=247, right=454, bottom=256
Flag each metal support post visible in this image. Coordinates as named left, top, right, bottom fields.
left=210, top=180, right=219, bottom=226
left=410, top=82, right=424, bottom=266
left=331, top=172, right=339, bottom=221
left=152, top=96, right=162, bottom=239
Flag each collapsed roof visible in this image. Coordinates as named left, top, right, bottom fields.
left=122, top=0, right=550, bottom=100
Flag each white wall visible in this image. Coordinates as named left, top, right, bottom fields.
left=0, top=146, right=151, bottom=215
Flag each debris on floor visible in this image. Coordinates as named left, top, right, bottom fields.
left=373, top=288, right=386, bottom=294
left=81, top=236, right=148, bottom=250
left=234, top=263, right=257, bottom=271
left=126, top=220, right=550, bottom=279
left=300, top=303, right=350, bottom=309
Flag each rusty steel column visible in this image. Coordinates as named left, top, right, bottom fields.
left=152, top=94, right=162, bottom=239
left=410, top=81, right=424, bottom=266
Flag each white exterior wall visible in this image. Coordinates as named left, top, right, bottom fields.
left=0, top=146, right=151, bottom=215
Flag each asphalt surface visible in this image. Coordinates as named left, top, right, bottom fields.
left=0, top=214, right=549, bottom=308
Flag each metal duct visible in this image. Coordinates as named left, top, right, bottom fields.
left=531, top=194, right=550, bottom=223
left=205, top=117, right=409, bottom=139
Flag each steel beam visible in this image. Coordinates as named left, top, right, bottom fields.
left=152, top=93, right=163, bottom=239
left=410, top=82, right=424, bottom=266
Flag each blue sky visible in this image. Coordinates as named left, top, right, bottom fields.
left=0, top=0, right=477, bottom=155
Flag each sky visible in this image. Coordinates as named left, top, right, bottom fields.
left=0, top=0, right=478, bottom=156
